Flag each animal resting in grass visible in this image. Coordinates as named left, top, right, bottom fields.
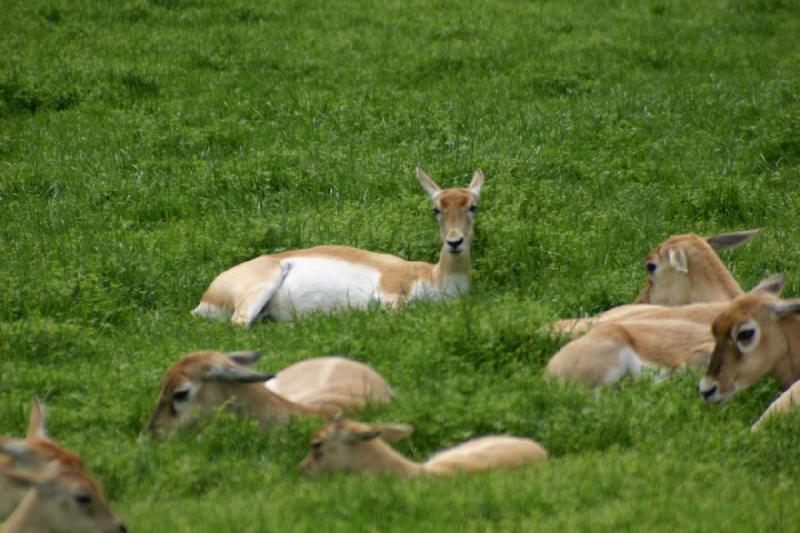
left=0, top=400, right=126, bottom=533
left=552, top=230, right=759, bottom=337
left=699, top=280, right=800, bottom=429
left=546, top=275, right=786, bottom=388
left=193, top=168, right=484, bottom=325
left=145, top=350, right=393, bottom=437
left=299, top=416, right=547, bottom=477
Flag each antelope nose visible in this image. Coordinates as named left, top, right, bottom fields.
left=447, top=237, right=464, bottom=250
left=701, top=385, right=717, bottom=401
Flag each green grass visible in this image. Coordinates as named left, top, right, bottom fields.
left=2, top=0, right=800, bottom=530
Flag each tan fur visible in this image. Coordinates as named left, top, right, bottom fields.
left=751, top=380, right=800, bottom=431
left=700, top=283, right=800, bottom=404
left=266, top=356, right=393, bottom=411
left=145, top=351, right=392, bottom=438
left=195, top=168, right=484, bottom=325
left=545, top=318, right=715, bottom=388
left=299, top=418, right=547, bottom=477
left=1, top=467, right=125, bottom=533
left=0, top=400, right=86, bottom=519
left=552, top=230, right=757, bottom=337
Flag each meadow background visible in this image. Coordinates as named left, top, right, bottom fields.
left=2, top=0, right=800, bottom=530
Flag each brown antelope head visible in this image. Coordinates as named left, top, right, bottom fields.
left=635, top=230, right=758, bottom=305
left=299, top=416, right=414, bottom=475
left=145, top=350, right=274, bottom=438
left=1, top=467, right=126, bottom=533
left=0, top=399, right=86, bottom=519
left=417, top=167, right=484, bottom=257
left=699, top=274, right=795, bottom=403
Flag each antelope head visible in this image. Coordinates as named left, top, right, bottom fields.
left=2, top=467, right=126, bottom=533
left=417, top=167, right=484, bottom=257
left=636, top=230, right=758, bottom=305
left=699, top=274, right=794, bottom=403
left=299, top=416, right=414, bottom=475
left=145, top=350, right=274, bottom=438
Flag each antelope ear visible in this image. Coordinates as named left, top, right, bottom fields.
left=706, top=229, right=759, bottom=251
left=771, top=298, right=800, bottom=317
left=26, top=397, right=47, bottom=439
left=204, top=364, right=274, bottom=383
left=0, top=438, right=32, bottom=463
left=750, top=273, right=786, bottom=295
left=667, top=248, right=688, bottom=273
left=416, top=166, right=441, bottom=201
left=344, top=429, right=382, bottom=443
left=224, top=351, right=262, bottom=367
left=0, top=467, right=46, bottom=489
left=468, top=169, right=485, bottom=198
left=375, top=423, right=414, bottom=442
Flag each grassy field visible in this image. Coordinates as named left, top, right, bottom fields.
left=2, top=0, right=800, bottom=530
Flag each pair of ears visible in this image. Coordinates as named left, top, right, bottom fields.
left=417, top=167, right=484, bottom=201
left=665, top=229, right=760, bottom=274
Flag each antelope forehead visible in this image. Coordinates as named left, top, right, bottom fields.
left=438, top=191, right=472, bottom=209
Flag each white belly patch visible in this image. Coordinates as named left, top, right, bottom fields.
left=266, top=258, right=383, bottom=320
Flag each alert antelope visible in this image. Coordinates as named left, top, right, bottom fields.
left=0, top=399, right=85, bottom=519
left=698, top=275, right=799, bottom=405
left=1, top=466, right=126, bottom=533
left=553, top=229, right=759, bottom=336
left=193, top=168, right=485, bottom=325
left=145, top=350, right=393, bottom=437
left=299, top=417, right=547, bottom=477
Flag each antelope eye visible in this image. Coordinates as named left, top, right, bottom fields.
left=74, top=492, right=92, bottom=506
left=432, top=207, right=441, bottom=216
left=645, top=261, right=657, bottom=273
left=468, top=204, right=478, bottom=213
left=311, top=441, right=322, bottom=450
left=737, top=329, right=756, bottom=342
left=172, top=389, right=190, bottom=402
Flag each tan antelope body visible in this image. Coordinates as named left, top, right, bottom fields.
left=265, top=356, right=393, bottom=411
left=193, top=168, right=484, bottom=325
left=699, top=276, right=800, bottom=407
left=0, top=399, right=86, bottom=520
left=1, top=467, right=126, bottom=533
left=299, top=418, right=547, bottom=477
left=545, top=318, right=716, bottom=388
left=145, top=351, right=392, bottom=437
left=547, top=275, right=786, bottom=388
left=752, top=380, right=800, bottom=431
left=552, top=230, right=758, bottom=337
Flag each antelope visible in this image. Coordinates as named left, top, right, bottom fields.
left=552, top=230, right=759, bottom=336
left=299, top=417, right=547, bottom=477
left=0, top=399, right=85, bottom=519
left=193, top=168, right=485, bottom=325
left=546, top=275, right=787, bottom=388
left=751, top=380, right=800, bottom=431
left=145, top=350, right=393, bottom=438
left=699, top=276, right=799, bottom=405
left=1, top=466, right=126, bottom=533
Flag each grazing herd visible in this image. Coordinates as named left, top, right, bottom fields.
left=3, top=168, right=799, bottom=531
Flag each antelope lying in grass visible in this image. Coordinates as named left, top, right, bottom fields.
left=553, top=230, right=758, bottom=336
left=546, top=275, right=786, bottom=388
left=699, top=278, right=800, bottom=416
left=751, top=380, right=800, bottom=431
left=193, top=168, right=485, bottom=325
left=0, top=399, right=85, bottom=519
left=299, top=417, right=547, bottom=477
left=1, top=466, right=126, bottom=533
left=145, top=350, right=393, bottom=437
